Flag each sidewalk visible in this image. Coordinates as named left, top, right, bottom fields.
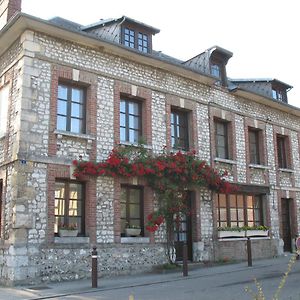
left=0, top=254, right=298, bottom=300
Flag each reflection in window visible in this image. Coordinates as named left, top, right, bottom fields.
left=54, top=181, right=84, bottom=235
left=171, top=109, right=189, bottom=151
left=120, top=99, right=142, bottom=143
left=138, top=32, right=148, bottom=53
left=120, top=186, right=143, bottom=236
left=217, top=193, right=264, bottom=228
left=57, top=84, right=85, bottom=133
left=215, top=120, right=229, bottom=159
left=124, top=28, right=135, bottom=48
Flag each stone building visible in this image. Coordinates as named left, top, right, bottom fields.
left=0, top=0, right=299, bottom=285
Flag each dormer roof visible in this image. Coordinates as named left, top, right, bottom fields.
left=82, top=16, right=160, bottom=35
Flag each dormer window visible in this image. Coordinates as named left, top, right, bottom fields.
left=124, top=28, right=135, bottom=48
left=138, top=33, right=148, bottom=53
left=272, top=86, right=286, bottom=102
left=210, top=57, right=226, bottom=86
left=123, top=27, right=149, bottom=53
left=210, top=63, right=221, bottom=78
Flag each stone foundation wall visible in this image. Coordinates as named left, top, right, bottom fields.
left=31, top=244, right=166, bottom=283
left=215, top=239, right=278, bottom=262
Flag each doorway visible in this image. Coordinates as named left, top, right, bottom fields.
left=174, top=194, right=193, bottom=261
left=281, top=198, right=292, bottom=252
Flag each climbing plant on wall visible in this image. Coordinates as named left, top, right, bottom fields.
left=73, top=145, right=236, bottom=263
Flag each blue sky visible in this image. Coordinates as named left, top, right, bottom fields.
left=22, top=0, right=299, bottom=107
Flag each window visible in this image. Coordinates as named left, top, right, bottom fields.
left=120, top=186, right=143, bottom=236
left=54, top=181, right=85, bottom=235
left=277, top=135, right=289, bottom=168
left=215, top=120, right=229, bottom=159
left=217, top=193, right=264, bottom=228
left=171, top=109, right=189, bottom=151
left=124, top=28, right=135, bottom=48
left=138, top=32, right=149, bottom=53
left=249, top=129, right=261, bottom=164
left=210, top=63, right=221, bottom=78
left=272, top=87, right=286, bottom=102
left=120, top=98, right=142, bottom=143
left=123, top=27, right=149, bottom=53
left=57, top=84, right=86, bottom=134
left=0, top=84, right=9, bottom=138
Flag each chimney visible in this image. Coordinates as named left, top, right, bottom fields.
left=0, top=0, right=21, bottom=31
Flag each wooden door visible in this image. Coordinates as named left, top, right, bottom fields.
left=281, top=198, right=292, bottom=252
left=174, top=195, right=193, bottom=261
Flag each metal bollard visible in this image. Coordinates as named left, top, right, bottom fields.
left=247, top=237, right=252, bottom=267
left=92, top=246, right=98, bottom=288
left=183, top=242, right=188, bottom=276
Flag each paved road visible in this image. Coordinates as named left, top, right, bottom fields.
left=1, top=254, right=300, bottom=300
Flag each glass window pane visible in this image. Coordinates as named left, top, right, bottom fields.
left=230, top=208, right=237, bottom=220
left=247, top=196, right=253, bottom=208
left=230, top=195, right=237, bottom=207
left=54, top=199, right=65, bottom=215
left=120, top=127, right=126, bottom=142
left=69, top=200, right=78, bottom=216
left=128, top=102, right=139, bottom=115
left=57, top=116, right=67, bottom=131
left=71, top=119, right=81, bottom=133
left=71, top=103, right=82, bottom=118
left=219, top=194, right=226, bottom=207
left=129, top=115, right=139, bottom=129
left=238, top=209, right=244, bottom=220
left=70, top=183, right=82, bottom=199
left=129, top=130, right=139, bottom=143
left=220, top=208, right=227, bottom=220
left=247, top=209, right=254, bottom=221
left=121, top=219, right=126, bottom=233
left=129, top=204, right=140, bottom=218
left=55, top=183, right=65, bottom=198
left=120, top=113, right=126, bottom=127
left=72, top=88, right=83, bottom=103
left=57, top=100, right=67, bottom=115
left=237, top=195, right=243, bottom=208
left=120, top=100, right=126, bottom=113
left=129, top=189, right=140, bottom=203
left=58, top=85, right=68, bottom=100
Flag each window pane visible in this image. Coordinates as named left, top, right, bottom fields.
left=72, top=88, right=83, bottom=103
left=58, top=85, right=68, bottom=100
left=220, top=208, right=227, bottom=220
left=57, top=100, right=67, bottom=115
left=57, top=116, right=67, bottom=131
left=230, top=208, right=237, bottom=220
left=129, top=129, right=139, bottom=143
left=230, top=195, right=237, bottom=207
left=219, top=194, right=226, bottom=207
left=247, top=196, right=253, bottom=208
left=70, top=183, right=82, bottom=199
left=129, top=189, right=140, bottom=203
left=120, top=127, right=126, bottom=142
left=129, top=115, right=139, bottom=129
left=129, top=204, right=140, bottom=218
left=71, top=119, right=81, bottom=133
left=120, top=100, right=126, bottom=113
left=121, top=203, right=126, bottom=218
left=69, top=200, right=78, bottom=216
left=71, top=103, right=82, bottom=118
left=120, top=113, right=126, bottom=127
left=237, top=195, right=243, bottom=208
left=128, top=102, right=140, bottom=115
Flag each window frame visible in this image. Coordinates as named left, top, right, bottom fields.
left=217, top=193, right=264, bottom=228
left=56, top=83, right=86, bottom=134
left=248, top=128, right=261, bottom=164
left=54, top=180, right=85, bottom=236
left=277, top=134, right=289, bottom=169
left=215, top=120, right=229, bottom=159
left=120, top=98, right=142, bottom=144
left=122, top=26, right=150, bottom=53
left=171, top=108, right=189, bottom=151
left=120, top=185, right=144, bottom=237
